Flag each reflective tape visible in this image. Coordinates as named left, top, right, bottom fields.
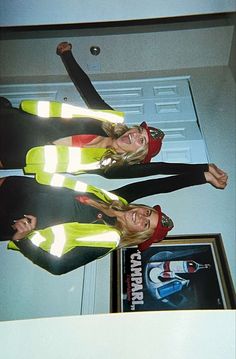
left=30, top=232, right=46, bottom=247
left=43, top=146, right=101, bottom=173
left=76, top=231, right=120, bottom=245
left=37, top=101, right=50, bottom=117
left=101, top=189, right=119, bottom=201
left=61, top=103, right=73, bottom=118
left=50, top=225, right=67, bottom=257
left=74, top=181, right=88, bottom=192
left=50, top=174, right=65, bottom=187
left=67, top=147, right=81, bottom=172
left=44, top=146, right=58, bottom=173
left=61, top=103, right=124, bottom=124
left=22, top=100, right=124, bottom=123
left=73, top=162, right=101, bottom=171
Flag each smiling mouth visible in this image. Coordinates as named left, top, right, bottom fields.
left=121, top=133, right=132, bottom=144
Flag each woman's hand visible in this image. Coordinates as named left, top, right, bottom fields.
left=204, top=169, right=228, bottom=189
left=12, top=215, right=37, bottom=241
left=209, top=164, right=227, bottom=179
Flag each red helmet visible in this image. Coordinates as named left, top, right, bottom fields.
left=140, top=122, right=164, bottom=163
left=138, top=205, right=173, bottom=251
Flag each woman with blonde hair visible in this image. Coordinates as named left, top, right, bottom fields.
left=0, top=42, right=228, bottom=187
left=0, top=94, right=163, bottom=173
left=54, top=42, right=228, bottom=187
left=0, top=173, right=173, bottom=275
left=0, top=156, right=228, bottom=275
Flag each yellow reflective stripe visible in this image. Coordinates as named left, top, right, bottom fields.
left=37, top=172, right=124, bottom=206
left=50, top=225, right=66, bottom=257
left=70, top=106, right=124, bottom=124
left=30, top=232, right=46, bottom=246
left=83, top=162, right=100, bottom=170
left=76, top=231, right=120, bottom=246
left=60, top=103, right=123, bottom=124
left=44, top=146, right=58, bottom=173
left=74, top=162, right=101, bottom=171
left=66, top=146, right=102, bottom=171
left=50, top=174, right=65, bottom=187
left=22, top=100, right=124, bottom=123
left=74, top=180, right=88, bottom=192
left=37, top=101, right=50, bottom=117
left=67, top=147, right=81, bottom=172
left=92, top=110, right=123, bottom=124
left=101, top=189, right=119, bottom=201
left=48, top=174, right=88, bottom=191
left=42, top=146, right=101, bottom=173
left=61, top=103, right=73, bottom=118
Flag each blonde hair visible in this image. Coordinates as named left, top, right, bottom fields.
left=100, top=123, right=148, bottom=171
left=90, top=198, right=156, bottom=248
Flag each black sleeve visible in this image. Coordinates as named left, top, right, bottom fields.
left=100, top=162, right=209, bottom=179
left=14, top=240, right=110, bottom=275
left=112, top=172, right=207, bottom=203
left=59, top=50, right=113, bottom=111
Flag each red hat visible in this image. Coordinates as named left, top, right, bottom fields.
left=140, top=122, right=164, bottom=163
left=138, top=205, right=173, bottom=251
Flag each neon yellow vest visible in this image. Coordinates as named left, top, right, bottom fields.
left=8, top=173, right=127, bottom=256
left=24, top=145, right=109, bottom=174
left=8, top=223, right=120, bottom=257
left=20, top=100, right=124, bottom=124
left=35, top=172, right=128, bottom=205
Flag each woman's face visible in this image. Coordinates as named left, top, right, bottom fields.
left=114, top=127, right=149, bottom=153
left=122, top=207, right=158, bottom=233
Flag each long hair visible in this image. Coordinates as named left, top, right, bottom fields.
left=100, top=123, right=148, bottom=170
left=89, top=198, right=156, bottom=248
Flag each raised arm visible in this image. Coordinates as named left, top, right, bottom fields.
left=57, top=42, right=113, bottom=111
left=101, top=162, right=209, bottom=179
left=112, top=172, right=207, bottom=203
left=112, top=163, right=227, bottom=203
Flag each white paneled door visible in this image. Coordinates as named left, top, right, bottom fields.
left=92, top=77, right=208, bottom=163
left=0, top=76, right=208, bottom=166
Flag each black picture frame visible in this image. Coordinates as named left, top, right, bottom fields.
left=111, top=234, right=236, bottom=312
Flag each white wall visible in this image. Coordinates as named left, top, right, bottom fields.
left=0, top=245, right=86, bottom=320
left=0, top=310, right=235, bottom=359
left=0, top=26, right=233, bottom=79
left=229, top=13, right=236, bottom=80
left=1, top=0, right=236, bottom=27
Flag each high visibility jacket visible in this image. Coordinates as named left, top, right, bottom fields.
left=21, top=99, right=123, bottom=175
left=8, top=173, right=128, bottom=257
left=35, top=172, right=128, bottom=205
left=20, top=100, right=124, bottom=124
left=24, top=145, right=110, bottom=174
left=8, top=222, right=120, bottom=257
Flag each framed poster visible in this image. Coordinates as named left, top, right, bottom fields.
left=111, top=234, right=236, bottom=312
